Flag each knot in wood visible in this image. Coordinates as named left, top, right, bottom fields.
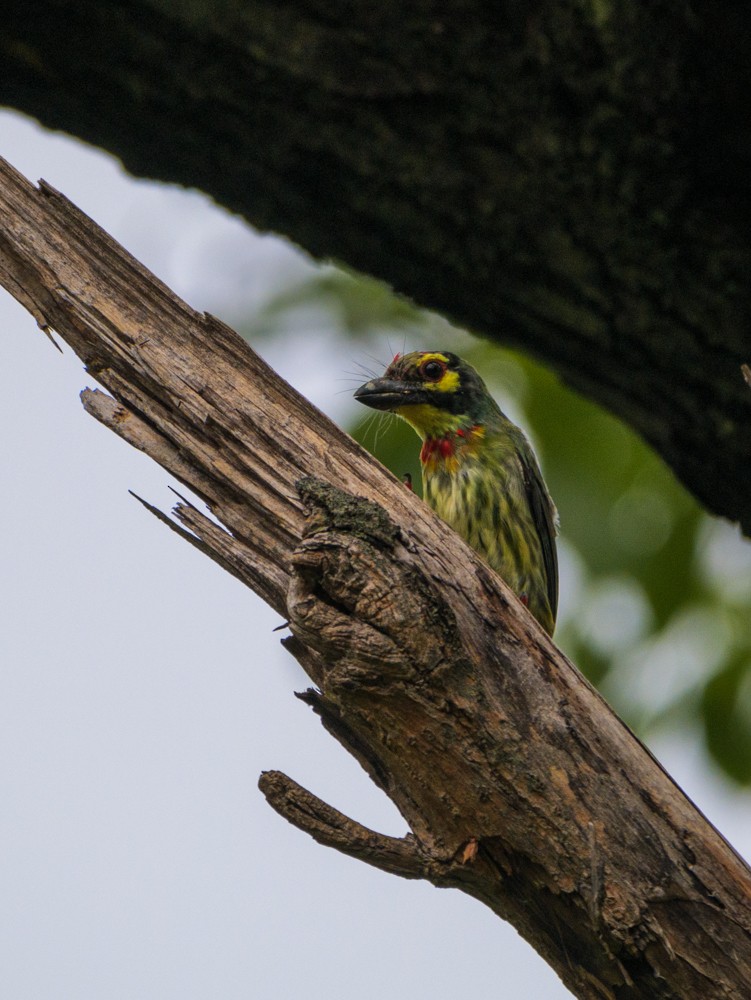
left=296, top=476, right=401, bottom=547
left=287, top=484, right=462, bottom=691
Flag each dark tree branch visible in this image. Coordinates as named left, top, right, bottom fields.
left=2, top=1, right=751, bottom=532
left=1, top=156, right=751, bottom=1000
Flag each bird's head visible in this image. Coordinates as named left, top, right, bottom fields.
left=354, top=351, right=493, bottom=439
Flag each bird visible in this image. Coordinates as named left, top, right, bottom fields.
left=354, top=350, right=558, bottom=634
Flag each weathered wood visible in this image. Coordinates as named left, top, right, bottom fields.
left=2, top=0, right=751, bottom=533
left=1, top=156, right=750, bottom=999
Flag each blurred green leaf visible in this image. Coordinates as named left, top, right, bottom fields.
left=702, top=656, right=751, bottom=783
left=239, top=268, right=450, bottom=341
left=351, top=411, right=423, bottom=498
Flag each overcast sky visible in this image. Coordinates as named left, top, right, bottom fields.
left=1, top=109, right=749, bottom=1000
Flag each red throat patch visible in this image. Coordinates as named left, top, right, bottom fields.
left=420, top=425, right=484, bottom=466
left=420, top=436, right=457, bottom=463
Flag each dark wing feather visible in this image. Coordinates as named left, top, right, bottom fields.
left=520, top=452, right=559, bottom=621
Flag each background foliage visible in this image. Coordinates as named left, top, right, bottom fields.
left=241, top=267, right=751, bottom=785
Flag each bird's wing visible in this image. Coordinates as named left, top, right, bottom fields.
left=519, top=450, right=559, bottom=621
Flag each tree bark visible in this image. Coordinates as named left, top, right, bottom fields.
left=2, top=155, right=750, bottom=999
left=2, top=1, right=750, bottom=533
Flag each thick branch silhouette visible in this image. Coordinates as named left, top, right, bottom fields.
left=1, top=156, right=750, bottom=1000
left=2, top=1, right=750, bottom=531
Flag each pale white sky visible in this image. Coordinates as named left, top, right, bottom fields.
left=1, top=109, right=748, bottom=1000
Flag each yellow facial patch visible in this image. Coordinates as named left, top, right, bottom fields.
left=396, top=404, right=466, bottom=439
left=416, top=353, right=461, bottom=395
left=392, top=352, right=463, bottom=438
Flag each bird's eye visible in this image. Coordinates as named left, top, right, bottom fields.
left=420, top=360, right=445, bottom=381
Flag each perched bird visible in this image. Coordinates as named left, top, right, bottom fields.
left=354, top=351, right=558, bottom=634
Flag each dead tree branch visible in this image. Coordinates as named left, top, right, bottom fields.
left=1, top=156, right=750, bottom=999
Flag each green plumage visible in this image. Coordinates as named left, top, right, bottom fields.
left=355, top=351, right=558, bottom=634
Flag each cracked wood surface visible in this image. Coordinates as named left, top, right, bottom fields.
left=1, top=156, right=750, bottom=999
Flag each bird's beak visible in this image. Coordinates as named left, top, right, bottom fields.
left=354, top=377, right=422, bottom=411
